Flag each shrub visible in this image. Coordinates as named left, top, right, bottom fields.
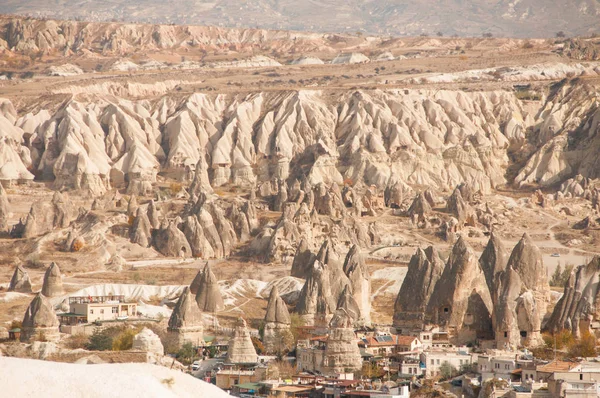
left=568, top=332, right=597, bottom=358
left=169, top=183, right=182, bottom=195
left=176, top=342, right=196, bottom=365
left=66, top=333, right=89, bottom=349
left=251, top=336, right=265, bottom=355
left=112, top=328, right=137, bottom=351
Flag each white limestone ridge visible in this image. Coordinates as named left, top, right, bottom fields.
left=0, top=83, right=597, bottom=193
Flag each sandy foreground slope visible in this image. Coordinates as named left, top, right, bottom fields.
left=0, top=356, right=229, bottom=397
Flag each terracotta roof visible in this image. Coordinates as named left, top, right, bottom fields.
left=537, top=360, right=579, bottom=373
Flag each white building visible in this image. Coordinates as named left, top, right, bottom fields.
left=421, top=349, right=473, bottom=378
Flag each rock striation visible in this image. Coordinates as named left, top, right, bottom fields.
left=0, top=183, right=9, bottom=230
left=168, top=286, right=204, bottom=346
left=427, top=236, right=493, bottom=344
left=21, top=293, right=60, bottom=342
left=393, top=246, right=444, bottom=331
left=546, top=256, right=600, bottom=337
left=342, top=245, right=371, bottom=326
left=226, top=318, right=258, bottom=364
left=493, top=233, right=549, bottom=348
left=41, top=262, right=64, bottom=298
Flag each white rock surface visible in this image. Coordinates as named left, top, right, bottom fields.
left=0, top=357, right=229, bottom=397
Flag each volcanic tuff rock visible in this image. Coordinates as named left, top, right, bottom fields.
left=479, top=232, right=508, bottom=303
left=168, top=286, right=204, bottom=345
left=21, top=293, right=60, bottom=342
left=546, top=256, right=600, bottom=337
left=393, top=246, right=445, bottom=330
left=130, top=207, right=152, bottom=248
left=8, top=265, right=32, bottom=293
left=132, top=328, right=164, bottom=355
left=195, top=264, right=225, bottom=312
left=41, top=262, right=64, bottom=298
left=290, top=239, right=315, bottom=279
left=331, top=286, right=362, bottom=326
left=263, top=286, right=292, bottom=352
left=0, top=183, right=9, bottom=230
left=342, top=245, right=371, bottom=326
left=494, top=233, right=549, bottom=348
left=323, top=312, right=362, bottom=375
left=226, top=318, right=258, bottom=364
left=154, top=221, right=192, bottom=258
left=427, top=236, right=493, bottom=344
left=295, top=259, right=336, bottom=323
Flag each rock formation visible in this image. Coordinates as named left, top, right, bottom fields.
left=342, top=245, right=371, bottom=326
left=154, top=221, right=192, bottom=257
left=494, top=233, right=549, bottom=348
left=195, top=264, right=225, bottom=312
left=226, top=318, right=258, bottom=364
left=189, top=268, right=204, bottom=296
left=427, top=236, right=493, bottom=344
left=188, top=156, right=213, bottom=195
left=393, top=246, right=444, bottom=331
left=323, top=312, right=362, bottom=375
left=295, top=259, right=336, bottom=324
left=546, top=256, right=600, bottom=337
left=21, top=293, right=60, bottom=342
left=130, top=207, right=152, bottom=248
left=168, top=286, right=204, bottom=346
left=479, top=232, right=508, bottom=303
left=147, top=200, right=161, bottom=229
left=290, top=239, right=315, bottom=279
left=263, top=286, right=292, bottom=353
left=407, top=192, right=432, bottom=225
left=8, top=264, right=33, bottom=293
left=132, top=328, right=164, bottom=355
left=41, top=262, right=64, bottom=298
left=0, top=183, right=9, bottom=230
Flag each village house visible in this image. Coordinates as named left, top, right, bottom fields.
left=58, top=295, right=137, bottom=327
left=358, top=334, right=422, bottom=357
left=420, top=349, right=473, bottom=378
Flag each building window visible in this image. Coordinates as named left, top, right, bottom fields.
left=90, top=309, right=94, bottom=314
left=520, top=331, right=527, bottom=338
left=437, top=359, right=440, bottom=365
left=580, top=374, right=583, bottom=381
left=112, top=307, right=118, bottom=313
left=431, top=359, right=434, bottom=365
left=443, top=308, right=449, bottom=313
left=504, top=332, right=508, bottom=338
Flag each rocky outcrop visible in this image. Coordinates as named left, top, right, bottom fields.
left=8, top=265, right=33, bottom=293
left=290, top=239, right=315, bottom=279
left=21, top=293, right=60, bottom=342
left=494, top=233, right=549, bottom=348
left=407, top=192, right=432, bottom=225
left=130, top=207, right=152, bottom=248
left=447, top=186, right=473, bottom=223
left=323, top=312, right=362, bottom=375
left=41, top=262, right=64, bottom=298
left=132, top=328, right=164, bottom=355
left=427, top=236, right=493, bottom=344
left=546, top=256, right=600, bottom=337
left=226, top=318, right=258, bottom=364
left=295, top=259, right=336, bottom=324
left=393, top=246, right=444, bottom=331
left=342, top=245, right=371, bottom=326
left=263, top=286, right=292, bottom=353
left=14, top=192, right=75, bottom=238
left=331, top=285, right=361, bottom=326
left=479, top=232, right=508, bottom=303
left=168, top=286, right=204, bottom=346
left=195, top=264, right=225, bottom=312
left=154, top=221, right=192, bottom=258
left=188, top=156, right=213, bottom=195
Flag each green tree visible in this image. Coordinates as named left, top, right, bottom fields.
left=176, top=342, right=196, bottom=365
left=439, top=361, right=457, bottom=380
left=86, top=328, right=113, bottom=351
left=550, top=264, right=563, bottom=286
